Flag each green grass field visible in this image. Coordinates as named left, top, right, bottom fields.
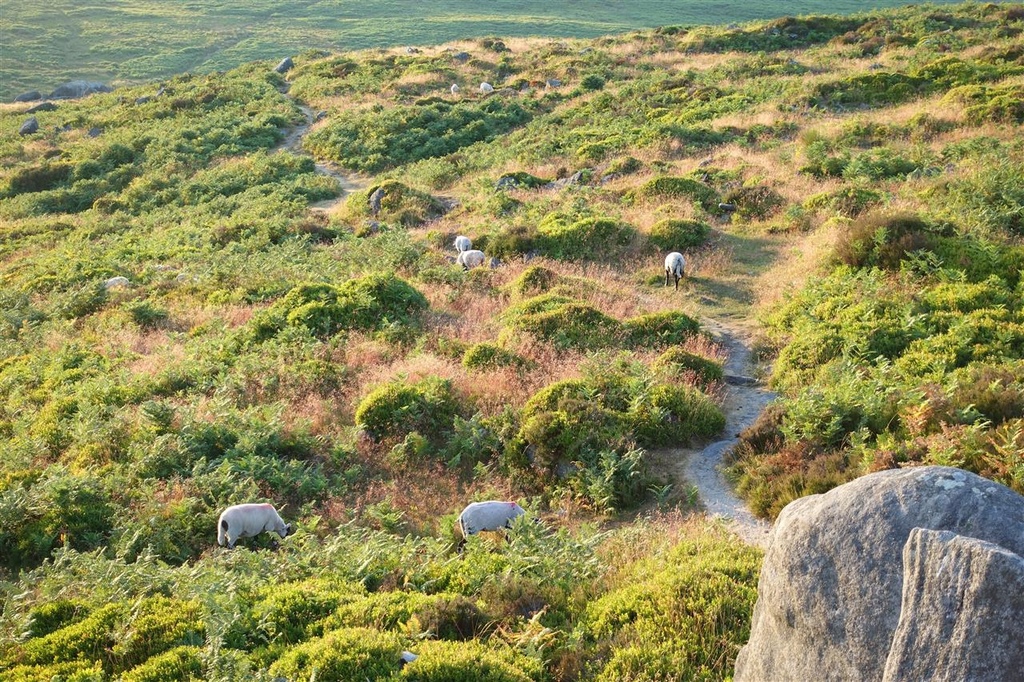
left=2, top=0, right=966, bottom=100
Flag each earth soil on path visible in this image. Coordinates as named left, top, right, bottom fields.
left=649, top=319, right=776, bottom=548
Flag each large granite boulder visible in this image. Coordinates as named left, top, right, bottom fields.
left=882, top=528, right=1024, bottom=681
left=734, top=466, right=1024, bottom=681
left=49, top=80, right=112, bottom=99
left=19, top=117, right=39, bottom=135
left=14, top=90, right=42, bottom=102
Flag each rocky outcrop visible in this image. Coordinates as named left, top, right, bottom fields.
left=274, top=57, right=294, bottom=74
left=734, top=466, right=1024, bottom=682
left=882, top=528, right=1024, bottom=682
left=14, top=90, right=41, bottom=102
left=26, top=102, right=58, bottom=113
left=19, top=117, right=39, bottom=135
left=49, top=80, right=112, bottom=99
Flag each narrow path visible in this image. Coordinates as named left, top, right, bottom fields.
left=651, top=320, right=776, bottom=548
left=277, top=98, right=366, bottom=210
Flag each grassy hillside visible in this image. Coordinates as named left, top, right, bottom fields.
left=2, top=2, right=1023, bottom=679
left=1, top=0, right=969, bottom=101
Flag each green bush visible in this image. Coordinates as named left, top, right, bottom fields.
left=409, top=595, right=491, bottom=641
left=495, top=171, right=550, bottom=189
left=355, top=376, right=461, bottom=444
left=508, top=265, right=561, bottom=297
left=252, top=578, right=364, bottom=645
left=120, top=646, right=203, bottom=682
left=652, top=347, right=725, bottom=386
left=723, top=186, right=787, bottom=221
left=398, top=639, right=541, bottom=681
left=110, top=596, right=205, bottom=672
left=622, top=311, right=701, bottom=348
left=585, top=528, right=761, bottom=682
left=26, top=599, right=92, bottom=639
left=627, top=383, right=726, bottom=447
left=536, top=214, right=636, bottom=260
left=807, top=72, right=930, bottom=108
left=1, top=661, right=105, bottom=682
left=833, top=212, right=938, bottom=269
left=19, top=602, right=126, bottom=669
left=504, top=298, right=620, bottom=351
left=345, top=180, right=447, bottom=226
left=843, top=148, right=922, bottom=180
left=251, top=274, right=429, bottom=341
left=804, top=187, right=883, bottom=217
left=266, top=627, right=405, bottom=681
left=647, top=219, right=711, bottom=250
left=462, top=342, right=529, bottom=370
left=630, top=177, right=719, bottom=211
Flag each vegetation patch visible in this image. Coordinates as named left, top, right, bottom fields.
left=647, top=219, right=711, bottom=250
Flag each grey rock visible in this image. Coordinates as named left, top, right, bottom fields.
left=19, top=117, right=39, bottom=135
left=545, top=78, right=561, bottom=88
left=452, top=51, right=471, bottom=63
left=368, top=188, right=385, bottom=215
left=103, top=276, right=130, bottom=289
left=14, top=90, right=42, bottom=102
left=134, top=96, right=151, bottom=105
left=718, top=202, right=736, bottom=212
left=315, top=110, right=327, bottom=121
left=88, top=127, right=103, bottom=138
left=735, top=466, right=1024, bottom=682
left=882, top=528, right=1024, bottom=682
left=405, top=47, right=421, bottom=54
left=26, top=102, right=57, bottom=113
left=274, top=57, right=294, bottom=74
left=494, top=176, right=518, bottom=191
left=49, top=80, right=112, bottom=99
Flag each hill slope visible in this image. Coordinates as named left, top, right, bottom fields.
left=1, top=2, right=1023, bottom=679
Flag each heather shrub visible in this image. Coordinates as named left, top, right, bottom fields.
left=647, top=219, right=711, bottom=250
left=355, top=376, right=462, bottom=445
left=266, top=627, right=405, bottom=681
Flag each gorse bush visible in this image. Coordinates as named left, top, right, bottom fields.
left=355, top=376, right=462, bottom=445
left=647, top=219, right=711, bottom=250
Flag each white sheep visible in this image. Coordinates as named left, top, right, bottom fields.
left=450, top=83, right=460, bottom=95
left=480, top=82, right=494, bottom=93
left=456, top=500, right=526, bottom=551
left=454, top=235, right=472, bottom=253
left=456, top=249, right=486, bottom=270
left=665, top=252, right=686, bottom=290
left=217, top=503, right=293, bottom=549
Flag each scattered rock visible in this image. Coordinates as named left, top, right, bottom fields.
left=452, top=51, right=471, bottom=63
left=368, top=187, right=385, bottom=215
left=26, top=102, right=57, bottom=113
left=494, top=176, right=519, bottom=191
left=274, top=57, right=294, bottom=74
left=14, top=90, right=42, bottom=103
left=135, top=96, right=151, bottom=105
left=314, top=110, right=327, bottom=121
left=724, top=374, right=758, bottom=386
left=49, top=80, right=112, bottom=99
left=19, top=117, right=39, bottom=135
left=88, top=127, right=103, bottom=138
left=545, top=79, right=561, bottom=88
left=405, top=47, right=421, bottom=54
left=718, top=203, right=737, bottom=212
left=103, top=276, right=130, bottom=289
left=735, top=466, right=1024, bottom=682
left=881, top=528, right=1024, bottom=682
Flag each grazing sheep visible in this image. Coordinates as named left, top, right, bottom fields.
left=480, top=82, right=494, bottom=93
left=217, top=503, right=293, bottom=549
left=665, top=252, right=686, bottom=290
left=456, top=500, right=526, bottom=551
left=454, top=235, right=472, bottom=253
left=456, top=249, right=486, bottom=270
left=450, top=83, right=460, bottom=95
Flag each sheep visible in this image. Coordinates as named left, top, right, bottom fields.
left=217, top=503, right=293, bottom=549
left=480, top=82, right=494, bottom=93
left=454, top=235, right=472, bottom=253
left=665, top=252, right=686, bottom=290
left=450, top=83, right=460, bottom=95
left=456, top=249, right=486, bottom=270
left=456, top=500, right=526, bottom=551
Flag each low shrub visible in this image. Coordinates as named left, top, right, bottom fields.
left=723, top=186, right=786, bottom=221
left=508, top=265, right=560, bottom=297
left=495, top=171, right=549, bottom=189
left=354, top=376, right=461, bottom=444
left=251, top=578, right=364, bottom=645
left=652, top=347, right=724, bottom=386
left=398, top=639, right=541, bottom=681
left=629, top=177, right=719, bottom=212
left=833, top=212, right=937, bottom=269
left=647, top=219, right=711, bottom=250
left=536, top=214, right=637, bottom=261
left=26, top=599, right=92, bottom=639
left=266, top=627, right=405, bottom=681
left=119, top=646, right=203, bottom=682
left=344, top=180, right=447, bottom=226
left=503, top=294, right=620, bottom=351
left=804, top=187, right=883, bottom=217
left=110, top=596, right=205, bottom=672
left=627, top=383, right=726, bottom=447
left=622, top=311, right=701, bottom=349
left=462, top=342, right=529, bottom=370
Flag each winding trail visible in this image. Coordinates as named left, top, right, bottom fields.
left=277, top=99, right=366, bottom=209
left=653, top=320, right=776, bottom=548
